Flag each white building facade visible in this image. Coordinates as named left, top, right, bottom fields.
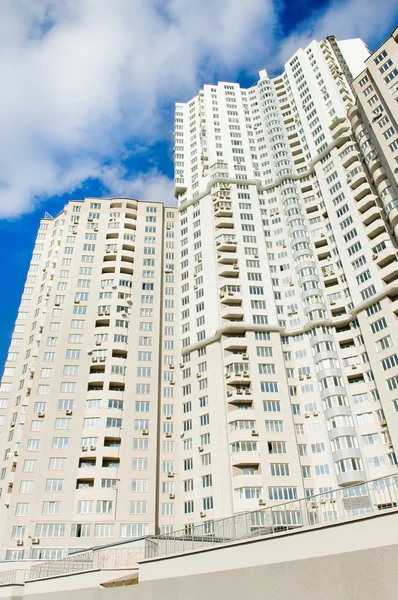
left=1, top=34, right=398, bottom=560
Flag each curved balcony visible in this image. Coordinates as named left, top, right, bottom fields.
left=336, top=469, right=366, bottom=487
left=373, top=166, right=387, bottom=188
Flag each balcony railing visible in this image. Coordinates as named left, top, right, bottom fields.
left=144, top=474, right=398, bottom=559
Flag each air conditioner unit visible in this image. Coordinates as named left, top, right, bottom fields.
left=54, top=301, right=60, bottom=306
left=330, top=301, right=336, bottom=306
left=351, top=365, right=357, bottom=370
left=31, top=538, right=40, bottom=545
left=37, top=412, right=45, bottom=418
left=251, top=430, right=259, bottom=436
left=258, top=499, right=266, bottom=506
left=105, top=311, right=110, bottom=316
left=166, top=415, right=172, bottom=420
left=170, top=381, right=175, bottom=386
left=112, top=285, right=117, bottom=290
left=236, top=389, right=243, bottom=395
left=304, top=413, right=310, bottom=418
left=99, top=357, right=105, bottom=362
left=320, top=233, right=325, bottom=238
left=372, top=254, right=377, bottom=260
left=244, top=389, right=251, bottom=395
left=227, top=391, right=233, bottom=397
left=14, top=451, right=19, bottom=457
left=169, top=493, right=175, bottom=499
left=289, top=282, right=294, bottom=287
left=92, top=357, right=98, bottom=363
left=98, top=311, right=104, bottom=316
left=380, top=419, right=387, bottom=427
left=299, top=376, right=304, bottom=380
left=167, top=472, right=174, bottom=478
left=81, top=446, right=88, bottom=452
left=194, top=285, right=198, bottom=290
left=16, top=540, right=24, bottom=546
left=90, top=445, right=97, bottom=451
left=313, top=411, right=320, bottom=417
left=166, top=432, right=172, bottom=438
left=142, top=430, right=149, bottom=436
left=94, top=226, right=99, bottom=232
left=66, top=409, right=73, bottom=416
left=242, top=353, right=249, bottom=359
left=88, top=217, right=93, bottom=222
left=254, top=254, right=259, bottom=258
left=127, top=299, right=133, bottom=306
left=95, top=341, right=101, bottom=346
left=200, top=511, right=206, bottom=518
left=196, top=373, right=202, bottom=378
left=243, top=371, right=249, bottom=377
left=225, top=373, right=231, bottom=379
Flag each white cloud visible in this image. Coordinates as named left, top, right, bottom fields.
left=0, top=0, right=273, bottom=218
left=275, top=0, right=397, bottom=67
left=0, top=0, right=395, bottom=218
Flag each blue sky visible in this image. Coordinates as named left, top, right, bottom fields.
left=0, top=0, right=397, bottom=369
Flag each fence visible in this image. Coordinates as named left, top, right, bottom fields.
left=144, top=474, right=398, bottom=559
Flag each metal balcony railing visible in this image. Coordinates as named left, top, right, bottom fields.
left=144, top=474, right=398, bottom=559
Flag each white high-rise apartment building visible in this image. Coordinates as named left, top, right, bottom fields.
left=0, top=199, right=181, bottom=559
left=1, top=34, right=398, bottom=560
left=173, top=36, right=398, bottom=519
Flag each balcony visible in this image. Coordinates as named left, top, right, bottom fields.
left=356, top=194, right=377, bottom=214
left=215, top=235, right=237, bottom=252
left=362, top=206, right=382, bottom=227
left=215, top=216, right=234, bottom=229
left=373, top=245, right=398, bottom=268
left=373, top=166, right=387, bottom=188
left=225, top=367, right=251, bottom=386
left=219, top=262, right=240, bottom=278
left=217, top=251, right=239, bottom=265
left=380, top=260, right=398, bottom=284
left=347, top=169, right=367, bottom=190
left=330, top=119, right=350, bottom=140
left=353, top=182, right=373, bottom=202
left=365, top=218, right=386, bottom=240
left=220, top=286, right=243, bottom=304
left=222, top=305, right=245, bottom=320
left=339, top=144, right=360, bottom=168
left=223, top=335, right=247, bottom=351
left=213, top=201, right=233, bottom=218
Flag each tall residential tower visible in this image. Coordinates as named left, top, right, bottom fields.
left=0, top=33, right=398, bottom=560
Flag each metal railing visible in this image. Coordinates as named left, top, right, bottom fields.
left=0, top=546, right=142, bottom=586
left=144, top=474, right=398, bottom=559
